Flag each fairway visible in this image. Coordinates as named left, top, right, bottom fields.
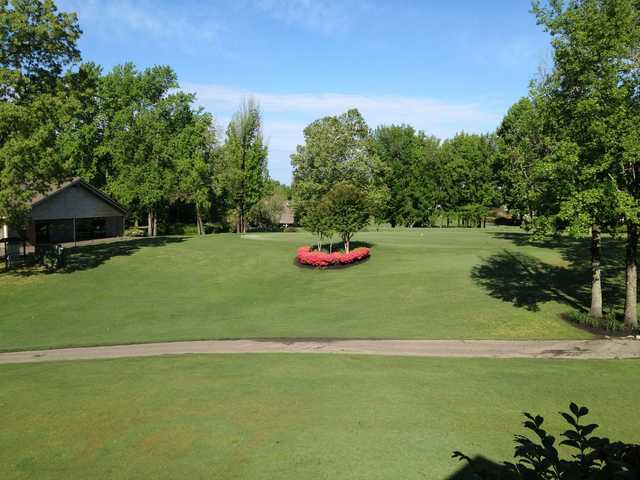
left=0, top=354, right=638, bottom=479
left=0, top=228, right=614, bottom=351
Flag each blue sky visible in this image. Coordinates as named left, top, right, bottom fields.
left=58, top=0, right=551, bottom=184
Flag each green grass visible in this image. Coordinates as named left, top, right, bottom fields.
left=1, top=227, right=617, bottom=351
left=1, top=354, right=638, bottom=479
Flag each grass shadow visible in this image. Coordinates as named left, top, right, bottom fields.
left=1, top=237, right=186, bottom=277
left=471, top=250, right=589, bottom=312
left=447, top=455, right=513, bottom=480
left=472, top=235, right=626, bottom=313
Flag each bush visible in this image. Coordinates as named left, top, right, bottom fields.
left=565, top=311, right=626, bottom=333
left=157, top=223, right=199, bottom=236
left=453, top=403, right=640, bottom=479
left=124, top=227, right=146, bottom=237
left=296, top=245, right=370, bottom=268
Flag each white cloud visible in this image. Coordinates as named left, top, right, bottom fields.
left=253, top=0, right=352, bottom=34
left=187, top=83, right=504, bottom=183
left=186, top=83, right=502, bottom=135
left=58, top=0, right=220, bottom=54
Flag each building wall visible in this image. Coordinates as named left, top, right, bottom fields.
left=31, top=184, right=124, bottom=221
left=105, top=216, right=124, bottom=237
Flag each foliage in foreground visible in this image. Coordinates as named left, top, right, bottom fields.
left=453, top=403, right=640, bottom=479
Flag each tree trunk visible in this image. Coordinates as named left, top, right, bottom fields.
left=196, top=206, right=204, bottom=235
left=236, top=209, right=244, bottom=234
left=344, top=236, right=350, bottom=254
left=147, top=210, right=154, bottom=237
left=624, top=222, right=638, bottom=330
left=153, top=212, right=158, bottom=237
left=590, top=224, right=603, bottom=319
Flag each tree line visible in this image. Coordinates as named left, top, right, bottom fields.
left=0, top=0, right=275, bottom=236
left=290, top=109, right=501, bottom=255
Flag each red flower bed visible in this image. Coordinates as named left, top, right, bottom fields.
left=296, top=245, right=370, bottom=268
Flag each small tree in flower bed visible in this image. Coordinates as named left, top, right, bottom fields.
left=296, top=245, right=370, bottom=268
left=302, top=198, right=334, bottom=251
left=324, top=182, right=370, bottom=253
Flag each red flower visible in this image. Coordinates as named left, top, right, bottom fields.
left=295, top=246, right=370, bottom=268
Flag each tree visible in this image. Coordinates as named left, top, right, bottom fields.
left=173, top=110, right=217, bottom=235
left=0, top=0, right=86, bottom=229
left=0, top=0, right=81, bottom=101
left=302, top=197, right=333, bottom=251
left=532, top=0, right=640, bottom=319
left=219, top=99, right=269, bottom=234
left=325, top=182, right=370, bottom=253
left=496, top=96, right=552, bottom=224
left=439, top=133, right=499, bottom=228
left=99, top=64, right=186, bottom=236
left=247, top=180, right=289, bottom=232
left=291, top=109, right=383, bottom=220
left=371, top=125, right=439, bottom=227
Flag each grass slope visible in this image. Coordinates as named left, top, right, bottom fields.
left=1, top=228, right=612, bottom=351
left=1, top=354, right=638, bottom=479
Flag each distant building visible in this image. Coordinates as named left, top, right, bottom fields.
left=279, top=201, right=295, bottom=227
left=1, top=178, right=127, bottom=245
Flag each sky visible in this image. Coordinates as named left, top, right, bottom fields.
left=57, top=0, right=552, bottom=184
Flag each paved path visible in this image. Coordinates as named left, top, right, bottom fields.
left=1, top=338, right=639, bottom=364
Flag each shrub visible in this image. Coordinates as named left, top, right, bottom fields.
left=453, top=403, right=640, bottom=479
left=296, top=245, right=370, bottom=268
left=565, top=311, right=626, bottom=333
left=158, top=223, right=199, bottom=236
left=124, top=227, right=146, bottom=237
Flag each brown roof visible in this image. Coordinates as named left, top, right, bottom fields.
left=31, top=178, right=128, bottom=214
left=279, top=202, right=295, bottom=225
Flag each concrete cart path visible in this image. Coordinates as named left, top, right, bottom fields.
left=1, top=338, right=639, bottom=364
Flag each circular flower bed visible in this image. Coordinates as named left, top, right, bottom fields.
left=296, top=245, right=370, bottom=268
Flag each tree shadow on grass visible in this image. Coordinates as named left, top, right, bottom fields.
left=447, top=455, right=512, bottom=480
left=490, top=230, right=625, bottom=268
left=471, top=250, right=590, bottom=312
left=472, top=236, right=626, bottom=313
left=1, top=237, right=186, bottom=277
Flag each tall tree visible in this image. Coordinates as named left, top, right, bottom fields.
left=439, top=133, right=499, bottom=227
left=0, top=0, right=85, bottom=229
left=172, top=110, right=217, bottom=235
left=99, top=63, right=188, bottom=236
left=496, top=96, right=551, bottom=223
left=533, top=0, right=640, bottom=319
left=372, top=125, right=439, bottom=227
left=291, top=109, right=385, bottom=228
left=219, top=99, right=269, bottom=234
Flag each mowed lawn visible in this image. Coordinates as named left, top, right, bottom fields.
left=1, top=354, right=638, bottom=479
left=0, top=227, right=610, bottom=351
